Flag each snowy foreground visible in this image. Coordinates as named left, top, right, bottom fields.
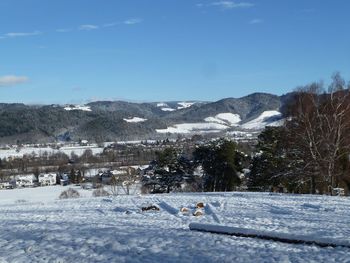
left=0, top=187, right=349, bottom=262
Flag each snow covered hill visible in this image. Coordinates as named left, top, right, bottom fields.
left=0, top=187, right=349, bottom=262
left=156, top=111, right=283, bottom=134
left=241, top=110, right=283, bottom=130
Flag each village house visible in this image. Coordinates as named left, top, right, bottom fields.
left=38, top=173, right=57, bottom=186
left=0, top=181, right=15, bottom=189
left=80, top=140, right=89, bottom=146
left=15, top=174, right=37, bottom=188
left=59, top=173, right=69, bottom=186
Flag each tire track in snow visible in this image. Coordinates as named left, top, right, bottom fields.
left=157, top=201, right=179, bottom=216
left=204, top=204, right=221, bottom=224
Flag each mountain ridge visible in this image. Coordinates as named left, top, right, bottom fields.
left=0, top=92, right=292, bottom=144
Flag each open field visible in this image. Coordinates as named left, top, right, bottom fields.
left=0, top=187, right=349, bottom=262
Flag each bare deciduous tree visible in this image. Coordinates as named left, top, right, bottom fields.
left=286, top=73, right=350, bottom=194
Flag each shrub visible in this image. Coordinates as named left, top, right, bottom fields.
left=141, top=185, right=151, bottom=194
left=59, top=188, right=80, bottom=199
left=92, top=188, right=110, bottom=197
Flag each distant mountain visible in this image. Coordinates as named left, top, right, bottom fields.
left=165, top=93, right=281, bottom=122
left=0, top=93, right=291, bottom=144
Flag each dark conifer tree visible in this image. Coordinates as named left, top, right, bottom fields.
left=194, top=139, right=242, bottom=192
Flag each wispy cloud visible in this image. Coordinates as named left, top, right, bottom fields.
left=5, top=31, right=42, bottom=38
left=0, top=75, right=29, bottom=87
left=56, top=28, right=73, bottom=33
left=103, top=18, right=143, bottom=28
left=0, top=17, right=142, bottom=40
left=79, top=24, right=99, bottom=31
left=103, top=22, right=120, bottom=28
left=123, top=18, right=143, bottom=25
left=201, top=1, right=255, bottom=10
left=249, top=18, right=263, bottom=24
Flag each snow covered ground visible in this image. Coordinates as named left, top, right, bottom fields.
left=160, top=107, right=176, bottom=112
left=205, top=113, right=241, bottom=126
left=156, top=111, right=284, bottom=134
left=0, top=145, right=105, bottom=159
left=123, top=117, right=147, bottom=123
left=156, top=103, right=169, bottom=107
left=177, top=102, right=195, bottom=110
left=64, top=105, right=92, bottom=112
left=157, top=102, right=195, bottom=111
left=156, top=112, right=242, bottom=134
left=241, top=111, right=282, bottom=130
left=0, top=188, right=349, bottom=262
left=156, top=123, right=228, bottom=134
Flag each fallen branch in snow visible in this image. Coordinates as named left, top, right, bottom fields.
left=189, top=223, right=350, bottom=249
left=141, top=205, right=160, bottom=212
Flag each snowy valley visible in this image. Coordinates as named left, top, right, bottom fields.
left=2, top=0, right=349, bottom=262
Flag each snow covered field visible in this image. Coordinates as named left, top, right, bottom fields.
left=0, top=145, right=105, bottom=159
left=156, top=122, right=229, bottom=134
left=0, top=187, right=349, bottom=262
left=204, top=113, right=241, bottom=126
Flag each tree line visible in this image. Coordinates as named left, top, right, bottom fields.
left=142, top=139, right=246, bottom=193
left=249, top=73, right=350, bottom=195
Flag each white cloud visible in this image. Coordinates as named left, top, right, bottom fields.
left=0, top=75, right=29, bottom=87
left=249, top=18, right=263, bottom=24
left=203, top=1, right=254, bottom=10
left=79, top=24, right=99, bottom=31
left=5, top=31, right=42, bottom=38
left=123, top=18, right=143, bottom=25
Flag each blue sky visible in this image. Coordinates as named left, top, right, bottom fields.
left=0, top=0, right=350, bottom=104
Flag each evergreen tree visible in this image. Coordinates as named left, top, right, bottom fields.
left=248, top=127, right=288, bottom=191
left=194, top=139, right=242, bottom=192
left=151, top=147, right=195, bottom=193
left=69, top=168, right=75, bottom=184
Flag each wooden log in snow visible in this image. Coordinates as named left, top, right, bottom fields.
left=189, top=223, right=350, bottom=249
